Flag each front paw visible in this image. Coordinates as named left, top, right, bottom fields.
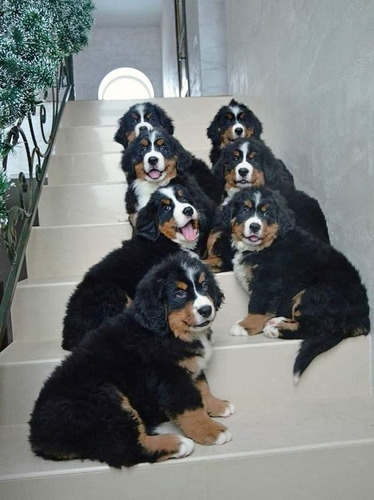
left=230, top=321, right=249, bottom=336
left=206, top=398, right=236, bottom=418
left=175, top=409, right=232, bottom=445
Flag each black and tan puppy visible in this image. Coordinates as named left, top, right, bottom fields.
left=30, top=254, right=234, bottom=468
left=114, top=101, right=174, bottom=148
left=121, top=128, right=223, bottom=225
left=212, top=138, right=329, bottom=243
left=62, top=177, right=216, bottom=351
left=225, top=186, right=369, bottom=380
left=207, top=98, right=263, bottom=165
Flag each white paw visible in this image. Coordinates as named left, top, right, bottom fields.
left=263, top=317, right=287, bottom=338
left=230, top=321, right=248, bottom=336
left=214, top=430, right=232, bottom=445
left=220, top=402, right=236, bottom=417
left=173, top=436, right=194, bottom=458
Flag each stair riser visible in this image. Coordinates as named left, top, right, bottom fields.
left=1, top=442, right=374, bottom=500
left=38, top=184, right=128, bottom=226
left=48, top=153, right=124, bottom=185
left=0, top=336, right=369, bottom=425
left=59, top=97, right=231, bottom=128
left=26, top=224, right=132, bottom=279
left=54, top=124, right=212, bottom=155
left=11, top=272, right=248, bottom=342
left=48, top=149, right=211, bottom=187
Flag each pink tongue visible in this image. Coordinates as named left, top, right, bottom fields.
left=181, top=222, right=198, bottom=241
left=148, top=169, right=161, bottom=179
left=249, top=235, right=260, bottom=242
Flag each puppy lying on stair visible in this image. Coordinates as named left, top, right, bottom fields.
left=62, top=176, right=216, bottom=351
left=224, top=186, right=370, bottom=381
left=30, top=254, right=234, bottom=468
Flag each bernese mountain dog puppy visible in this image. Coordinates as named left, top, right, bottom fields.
left=223, top=186, right=370, bottom=380
left=30, top=254, right=234, bottom=468
left=207, top=98, right=263, bottom=165
left=212, top=137, right=330, bottom=243
left=114, top=102, right=174, bottom=148
left=62, top=177, right=216, bottom=351
left=121, top=128, right=223, bottom=225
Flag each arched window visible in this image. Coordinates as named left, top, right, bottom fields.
left=98, top=68, right=155, bottom=100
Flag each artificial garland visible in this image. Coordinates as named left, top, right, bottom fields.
left=0, top=0, right=94, bottom=133
left=0, top=0, right=94, bottom=241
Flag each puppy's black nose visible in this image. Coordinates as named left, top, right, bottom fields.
left=235, top=127, right=243, bottom=136
left=198, top=305, right=212, bottom=318
left=238, top=167, right=249, bottom=177
left=182, top=206, right=194, bottom=217
left=139, top=126, right=147, bottom=131
left=249, top=222, right=261, bottom=233
left=148, top=156, right=158, bottom=165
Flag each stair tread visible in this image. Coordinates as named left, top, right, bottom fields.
left=2, top=395, right=374, bottom=480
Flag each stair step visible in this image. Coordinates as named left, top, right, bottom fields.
left=47, top=152, right=124, bottom=185
left=59, top=96, right=233, bottom=128
left=38, top=183, right=128, bottom=226
left=53, top=124, right=212, bottom=156
left=26, top=223, right=132, bottom=279
left=1, top=396, right=374, bottom=499
left=47, top=148, right=210, bottom=187
left=0, top=334, right=370, bottom=425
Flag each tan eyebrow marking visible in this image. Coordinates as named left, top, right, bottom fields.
left=249, top=152, right=256, bottom=159
left=161, top=198, right=171, bottom=205
left=233, top=150, right=240, bottom=157
left=177, top=189, right=184, bottom=197
left=145, top=113, right=152, bottom=120
left=141, top=138, right=149, bottom=147
left=226, top=113, right=234, bottom=120
left=156, top=138, right=164, bottom=147
left=244, top=200, right=253, bottom=208
left=198, top=272, right=206, bottom=284
left=176, top=281, right=188, bottom=290
left=260, top=205, right=268, bottom=213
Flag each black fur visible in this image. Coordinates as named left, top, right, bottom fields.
left=30, top=254, right=230, bottom=468
left=121, top=128, right=223, bottom=223
left=226, top=186, right=370, bottom=379
left=62, top=177, right=216, bottom=351
left=114, top=102, right=174, bottom=148
left=207, top=98, right=263, bottom=165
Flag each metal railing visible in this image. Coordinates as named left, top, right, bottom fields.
left=0, top=56, right=74, bottom=348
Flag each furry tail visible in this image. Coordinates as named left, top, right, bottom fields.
left=293, top=331, right=344, bottom=383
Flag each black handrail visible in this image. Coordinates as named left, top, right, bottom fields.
left=0, top=57, right=74, bottom=348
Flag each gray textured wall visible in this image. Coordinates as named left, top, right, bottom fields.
left=225, top=0, right=374, bottom=371
left=73, top=25, right=162, bottom=99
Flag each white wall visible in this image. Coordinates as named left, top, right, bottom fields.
left=185, top=0, right=228, bottom=96
left=73, top=25, right=162, bottom=99
left=225, top=0, right=374, bottom=373
left=161, top=0, right=180, bottom=97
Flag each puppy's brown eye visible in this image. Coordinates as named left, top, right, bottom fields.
left=201, top=281, right=209, bottom=291
left=176, top=290, right=187, bottom=299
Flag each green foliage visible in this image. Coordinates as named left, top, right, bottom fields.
left=0, top=0, right=94, bottom=132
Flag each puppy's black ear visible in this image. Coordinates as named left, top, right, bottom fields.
left=207, top=121, right=220, bottom=145
left=252, top=114, right=263, bottom=138
left=120, top=147, right=134, bottom=177
left=220, top=201, right=234, bottom=232
left=174, top=141, right=193, bottom=172
left=274, top=191, right=296, bottom=237
left=133, top=277, right=168, bottom=336
left=211, top=154, right=225, bottom=181
left=114, top=118, right=129, bottom=148
left=159, top=110, right=174, bottom=135
left=135, top=202, right=159, bottom=241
